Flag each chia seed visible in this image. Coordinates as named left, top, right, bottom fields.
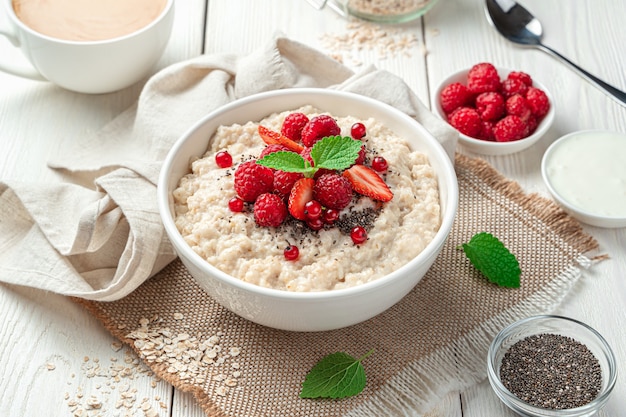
left=500, top=333, right=602, bottom=410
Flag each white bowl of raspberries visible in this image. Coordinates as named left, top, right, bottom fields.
left=434, top=63, right=555, bottom=155
left=158, top=88, right=458, bottom=331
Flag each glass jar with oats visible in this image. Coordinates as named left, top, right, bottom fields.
left=325, top=0, right=441, bottom=23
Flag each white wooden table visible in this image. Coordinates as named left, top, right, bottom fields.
left=1, top=0, right=624, bottom=415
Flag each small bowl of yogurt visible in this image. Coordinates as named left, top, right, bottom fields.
left=541, top=130, right=626, bottom=228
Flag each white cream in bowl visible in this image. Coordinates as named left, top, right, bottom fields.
left=542, top=130, right=626, bottom=228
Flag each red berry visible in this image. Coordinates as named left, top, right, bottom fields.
left=507, top=71, right=533, bottom=86
left=525, top=87, right=550, bottom=118
left=493, top=115, right=527, bottom=142
left=273, top=170, right=303, bottom=197
left=304, top=200, right=323, bottom=220
left=475, top=92, right=505, bottom=122
left=307, top=218, right=324, bottom=231
left=233, top=160, right=274, bottom=202
left=467, top=62, right=501, bottom=94
left=215, top=151, right=232, bottom=168
left=259, top=144, right=289, bottom=159
left=253, top=193, right=288, bottom=227
left=371, top=156, right=388, bottom=172
left=505, top=94, right=532, bottom=122
left=479, top=120, right=496, bottom=141
left=350, top=226, right=368, bottom=244
left=501, top=78, right=528, bottom=98
left=300, top=115, right=341, bottom=147
left=448, top=107, right=482, bottom=138
left=228, top=196, right=244, bottom=212
left=313, top=173, right=353, bottom=210
left=284, top=245, right=299, bottom=261
left=281, top=112, right=309, bottom=142
left=354, top=144, right=367, bottom=165
left=439, top=82, right=472, bottom=114
left=322, top=208, right=340, bottom=224
left=350, top=122, right=367, bottom=139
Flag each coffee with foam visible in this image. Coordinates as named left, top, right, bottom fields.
left=12, top=0, right=167, bottom=41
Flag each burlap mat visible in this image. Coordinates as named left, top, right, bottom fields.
left=74, top=153, right=599, bottom=417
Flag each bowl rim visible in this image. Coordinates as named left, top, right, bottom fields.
left=158, top=87, right=459, bottom=301
left=541, top=129, right=626, bottom=223
left=433, top=66, right=555, bottom=153
left=487, top=314, right=618, bottom=415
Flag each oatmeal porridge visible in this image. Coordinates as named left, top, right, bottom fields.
left=173, top=105, right=441, bottom=292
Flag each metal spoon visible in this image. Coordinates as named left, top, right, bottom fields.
left=485, top=0, right=626, bottom=107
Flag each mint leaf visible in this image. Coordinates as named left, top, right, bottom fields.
left=300, top=350, right=374, bottom=399
left=257, top=151, right=316, bottom=176
left=311, top=136, right=362, bottom=170
left=459, top=232, right=521, bottom=288
left=256, top=136, right=361, bottom=177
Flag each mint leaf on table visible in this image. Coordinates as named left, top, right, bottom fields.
left=258, top=135, right=361, bottom=178
left=458, top=232, right=521, bottom=288
left=300, top=350, right=374, bottom=399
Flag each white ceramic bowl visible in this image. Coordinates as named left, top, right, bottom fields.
left=488, top=315, right=617, bottom=417
left=158, top=88, right=459, bottom=332
left=541, top=130, right=626, bottom=228
left=433, top=67, right=555, bottom=155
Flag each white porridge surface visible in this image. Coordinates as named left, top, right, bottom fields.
left=173, top=105, right=441, bottom=292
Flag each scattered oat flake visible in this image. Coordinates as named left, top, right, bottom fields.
left=173, top=312, right=184, bottom=320
left=46, top=362, right=56, bottom=371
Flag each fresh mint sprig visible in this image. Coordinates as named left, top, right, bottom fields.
left=458, top=232, right=521, bottom=288
left=257, top=135, right=362, bottom=178
left=300, top=350, right=374, bottom=399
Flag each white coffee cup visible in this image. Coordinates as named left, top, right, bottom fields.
left=0, top=0, right=174, bottom=94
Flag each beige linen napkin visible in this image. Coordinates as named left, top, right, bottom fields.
left=0, top=35, right=457, bottom=301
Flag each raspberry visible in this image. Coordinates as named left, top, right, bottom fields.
left=493, top=115, right=527, bottom=142
left=479, top=120, right=496, bottom=141
left=253, top=193, right=288, bottom=227
left=313, top=173, right=353, bottom=210
left=507, top=71, right=533, bottom=86
left=281, top=112, right=309, bottom=142
left=448, top=107, right=482, bottom=138
left=440, top=82, right=472, bottom=114
left=467, top=62, right=501, bottom=94
left=505, top=94, right=532, bottom=122
left=354, top=144, right=366, bottom=165
left=526, top=115, right=538, bottom=136
left=501, top=78, right=528, bottom=98
left=259, top=144, right=289, bottom=159
left=300, top=115, right=341, bottom=147
left=273, top=170, right=303, bottom=197
left=475, top=92, right=505, bottom=121
left=233, top=160, right=274, bottom=202
left=526, top=87, right=550, bottom=118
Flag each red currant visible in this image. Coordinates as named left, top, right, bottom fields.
left=228, top=196, right=244, bottom=212
left=322, top=208, right=340, bottom=224
left=350, top=122, right=367, bottom=140
left=307, top=218, right=324, bottom=231
left=284, top=245, right=299, bottom=261
left=350, top=226, right=367, bottom=244
left=371, top=156, right=388, bottom=172
left=215, top=150, right=233, bottom=168
left=304, top=200, right=322, bottom=220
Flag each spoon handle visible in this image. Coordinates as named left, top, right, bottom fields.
left=538, top=44, right=626, bottom=108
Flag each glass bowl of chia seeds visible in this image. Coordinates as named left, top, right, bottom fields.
left=487, top=315, right=617, bottom=417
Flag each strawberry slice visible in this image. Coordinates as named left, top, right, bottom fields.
left=288, top=177, right=315, bottom=220
left=342, top=164, right=393, bottom=202
left=258, top=125, right=304, bottom=153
